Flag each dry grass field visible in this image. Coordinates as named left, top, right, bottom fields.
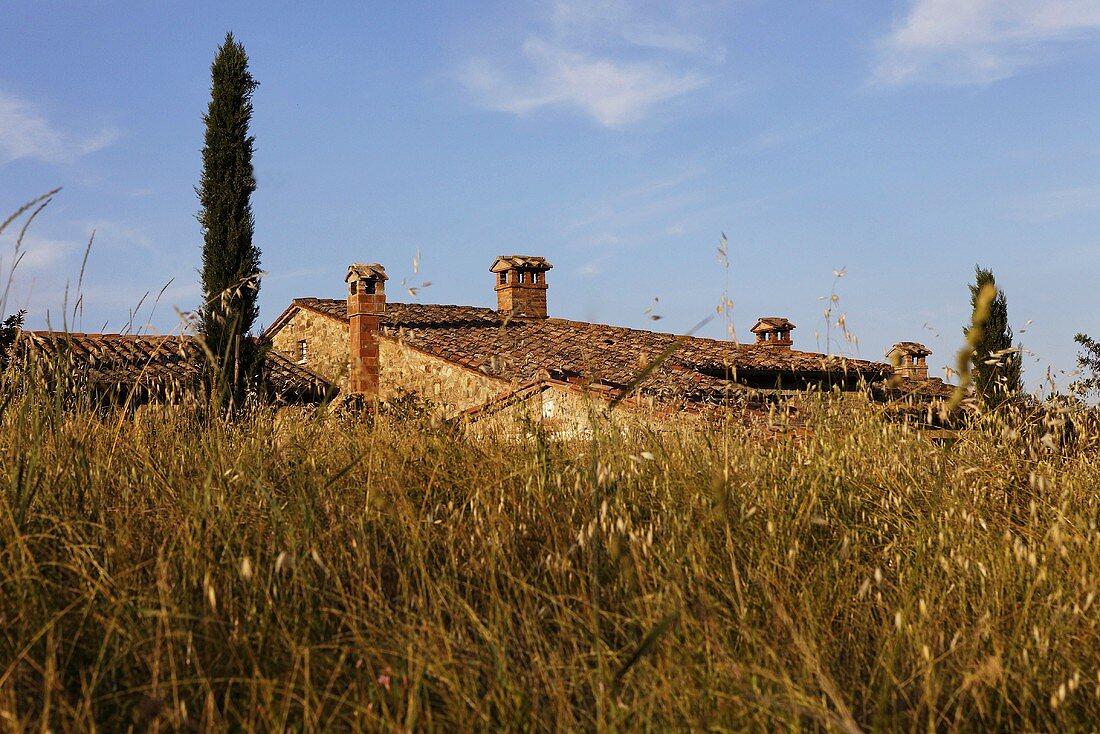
left=2, top=363, right=1099, bottom=732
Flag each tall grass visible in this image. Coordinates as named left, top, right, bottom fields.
left=2, top=367, right=1099, bottom=731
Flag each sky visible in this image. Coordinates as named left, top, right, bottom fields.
left=2, top=0, right=1099, bottom=392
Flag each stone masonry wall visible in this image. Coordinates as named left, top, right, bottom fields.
left=270, top=309, right=350, bottom=387
left=464, top=383, right=702, bottom=440
left=465, top=384, right=597, bottom=440
left=270, top=308, right=508, bottom=412
left=380, top=338, right=506, bottom=412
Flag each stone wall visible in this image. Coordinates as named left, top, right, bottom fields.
left=464, top=383, right=702, bottom=440
left=270, top=309, right=350, bottom=387
left=465, top=384, right=596, bottom=440
left=270, top=307, right=509, bottom=413
left=380, top=338, right=506, bottom=413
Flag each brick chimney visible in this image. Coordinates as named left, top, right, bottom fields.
left=750, top=317, right=795, bottom=349
left=346, top=263, right=387, bottom=395
left=887, top=342, right=930, bottom=380
left=490, top=255, right=552, bottom=319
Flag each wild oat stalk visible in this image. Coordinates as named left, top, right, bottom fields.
left=2, top=372, right=1098, bottom=730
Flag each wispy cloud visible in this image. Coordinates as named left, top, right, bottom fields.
left=75, top=281, right=201, bottom=311
left=874, top=0, right=1100, bottom=86
left=547, top=167, right=704, bottom=278
left=567, top=166, right=708, bottom=234
left=458, top=0, right=725, bottom=127
left=0, top=235, right=75, bottom=273
left=263, top=266, right=327, bottom=283
left=0, top=90, right=118, bottom=164
left=1, top=232, right=85, bottom=321
left=734, top=123, right=821, bottom=155
left=1015, top=183, right=1100, bottom=221
left=621, top=25, right=723, bottom=62
left=463, top=40, right=704, bottom=128
left=82, top=220, right=155, bottom=252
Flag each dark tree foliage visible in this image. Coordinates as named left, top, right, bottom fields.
left=1073, top=333, right=1100, bottom=397
left=197, top=32, right=262, bottom=403
left=966, top=265, right=1023, bottom=407
left=0, top=310, right=25, bottom=373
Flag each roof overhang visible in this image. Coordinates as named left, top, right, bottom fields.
left=490, top=255, right=553, bottom=273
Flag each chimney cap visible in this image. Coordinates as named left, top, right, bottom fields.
left=490, top=255, right=553, bottom=273
left=346, top=263, right=388, bottom=283
left=750, top=317, right=796, bottom=334
left=887, top=341, right=931, bottom=358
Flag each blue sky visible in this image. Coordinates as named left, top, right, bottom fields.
left=2, top=0, right=1099, bottom=391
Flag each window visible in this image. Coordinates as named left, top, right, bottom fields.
left=519, top=271, right=527, bottom=283
left=298, top=339, right=308, bottom=364
left=499, top=271, right=507, bottom=285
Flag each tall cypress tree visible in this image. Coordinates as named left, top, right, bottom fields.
left=966, top=265, right=1022, bottom=406
left=197, top=32, right=261, bottom=402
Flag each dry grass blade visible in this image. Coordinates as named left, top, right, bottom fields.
left=611, top=610, right=679, bottom=696
left=0, top=189, right=61, bottom=238
left=764, top=586, right=863, bottom=734
left=2, top=191, right=60, bottom=317
left=945, top=282, right=995, bottom=415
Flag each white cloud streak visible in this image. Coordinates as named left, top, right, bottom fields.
left=875, top=0, right=1100, bottom=85
left=82, top=220, right=155, bottom=252
left=458, top=0, right=722, bottom=127
left=0, top=90, right=118, bottom=164
left=0, top=235, right=74, bottom=273
left=1015, top=183, right=1100, bottom=221
left=463, top=39, right=704, bottom=127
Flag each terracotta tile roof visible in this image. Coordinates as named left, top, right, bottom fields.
left=17, top=331, right=333, bottom=403
left=882, top=376, right=956, bottom=401
left=263, top=349, right=336, bottom=402
left=280, top=298, right=890, bottom=403
left=284, top=297, right=350, bottom=322
left=287, top=298, right=498, bottom=326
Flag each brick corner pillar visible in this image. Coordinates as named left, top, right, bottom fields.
left=346, top=263, right=387, bottom=396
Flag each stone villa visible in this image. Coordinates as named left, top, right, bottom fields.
left=7, top=254, right=951, bottom=426
left=261, top=255, right=952, bottom=428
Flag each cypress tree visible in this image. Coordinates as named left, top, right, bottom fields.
left=197, top=32, right=261, bottom=403
left=966, top=265, right=1022, bottom=406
